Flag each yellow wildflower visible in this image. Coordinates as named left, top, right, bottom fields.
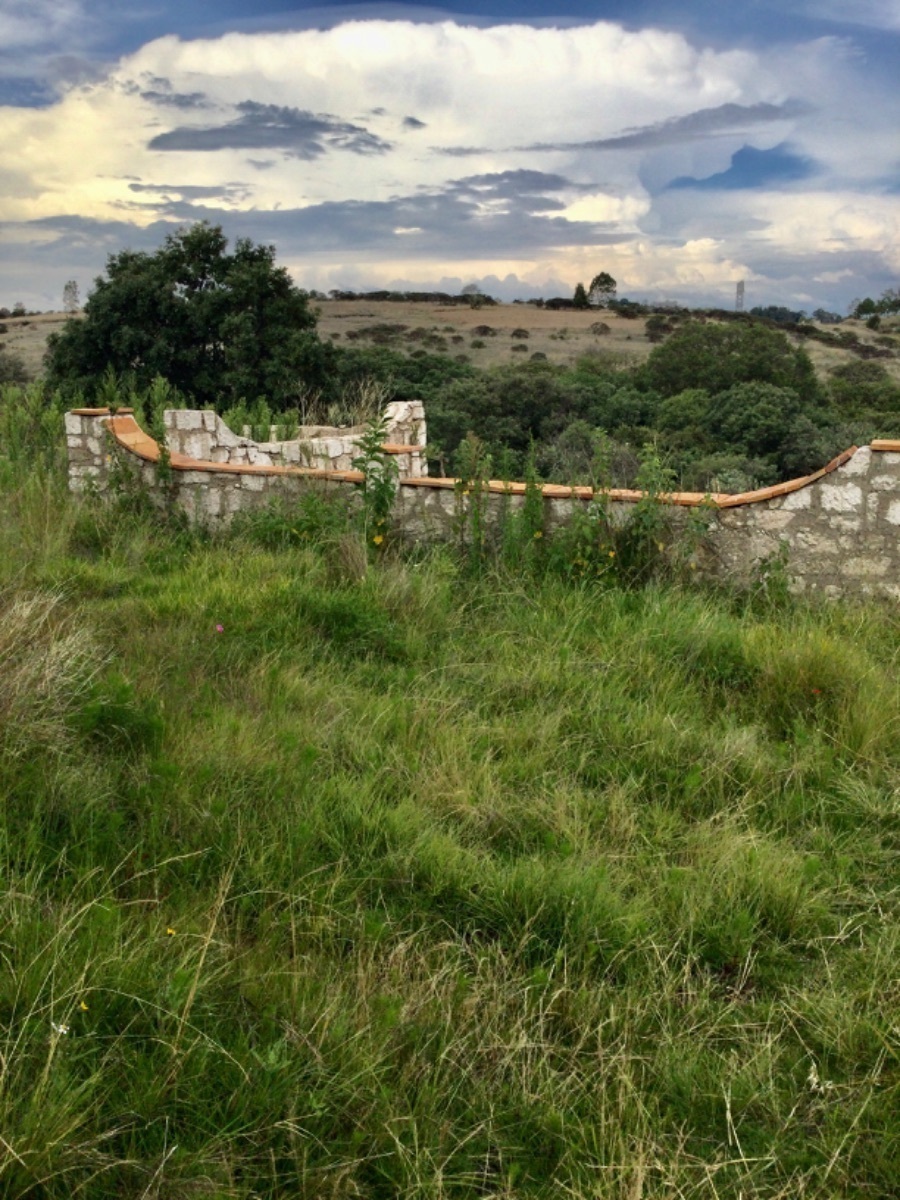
left=166, top=927, right=176, bottom=936
left=533, top=530, right=543, bottom=539
left=608, top=550, right=616, bottom=558
left=373, top=534, right=384, bottom=546
left=79, top=1000, right=89, bottom=1011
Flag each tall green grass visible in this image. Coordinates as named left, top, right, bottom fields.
left=0, top=383, right=897, bottom=1197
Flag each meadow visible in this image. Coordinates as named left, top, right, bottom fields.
left=0, top=381, right=897, bottom=1198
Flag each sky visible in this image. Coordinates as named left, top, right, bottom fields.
left=1, top=1, right=898, bottom=312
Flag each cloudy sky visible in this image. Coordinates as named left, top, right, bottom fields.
left=1, top=0, right=898, bottom=312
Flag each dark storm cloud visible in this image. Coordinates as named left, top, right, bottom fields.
left=5, top=166, right=628, bottom=265
left=433, top=146, right=487, bottom=157
left=140, top=89, right=210, bottom=109
left=521, top=100, right=809, bottom=153
left=437, top=169, right=600, bottom=215
left=148, top=101, right=393, bottom=158
left=127, top=181, right=250, bottom=201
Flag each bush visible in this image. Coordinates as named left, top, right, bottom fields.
left=0, top=345, right=29, bottom=384
left=828, top=360, right=900, bottom=415
left=705, top=381, right=807, bottom=461
left=642, top=319, right=820, bottom=403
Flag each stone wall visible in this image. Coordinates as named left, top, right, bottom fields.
left=65, top=407, right=900, bottom=599
left=707, top=445, right=900, bottom=598
left=162, top=400, right=427, bottom=478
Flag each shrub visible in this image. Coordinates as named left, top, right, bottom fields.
left=642, top=319, right=820, bottom=403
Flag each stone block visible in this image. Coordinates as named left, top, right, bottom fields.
left=840, top=447, right=871, bottom=477
left=64, top=413, right=83, bottom=436
left=821, top=483, right=863, bottom=513
left=204, top=488, right=222, bottom=518
left=242, top=473, right=266, bottom=491
left=752, top=509, right=796, bottom=533
left=870, top=474, right=900, bottom=492
left=781, top=487, right=812, bottom=511
left=887, top=500, right=900, bottom=526
left=841, top=556, right=890, bottom=578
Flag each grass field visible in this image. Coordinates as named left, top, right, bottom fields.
left=0, top=384, right=897, bottom=1197
left=4, top=302, right=900, bottom=382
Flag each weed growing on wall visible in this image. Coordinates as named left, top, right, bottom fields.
left=499, top=441, right=545, bottom=572
left=230, top=489, right=350, bottom=550
left=351, top=409, right=400, bottom=552
left=0, top=382, right=66, bottom=479
left=453, top=431, right=492, bottom=569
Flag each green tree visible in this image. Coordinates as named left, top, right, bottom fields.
left=572, top=282, right=589, bottom=309
left=827, top=361, right=900, bottom=416
left=642, top=319, right=820, bottom=404
left=588, top=272, right=617, bottom=307
left=45, top=223, right=334, bottom=409
left=705, top=381, right=807, bottom=461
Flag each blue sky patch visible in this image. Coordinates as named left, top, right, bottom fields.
left=667, top=144, right=819, bottom=192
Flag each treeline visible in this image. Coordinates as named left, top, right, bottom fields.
left=330, top=320, right=900, bottom=492
left=41, top=223, right=900, bottom=495
left=324, top=289, right=496, bottom=306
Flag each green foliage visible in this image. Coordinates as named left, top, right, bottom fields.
left=642, top=318, right=820, bottom=403
left=828, top=360, right=900, bottom=416
left=588, top=270, right=617, bottom=306
left=351, top=409, right=400, bottom=551
left=45, top=222, right=335, bottom=409
left=749, top=304, right=806, bottom=324
left=0, top=344, right=29, bottom=384
left=230, top=490, right=350, bottom=550
left=572, top=281, right=589, bottom=309
left=851, top=286, right=900, bottom=319
left=706, top=381, right=807, bottom=462
left=0, top=382, right=67, bottom=476
left=453, top=431, right=492, bottom=567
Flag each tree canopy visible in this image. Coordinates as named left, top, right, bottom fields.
left=641, top=319, right=820, bottom=404
left=45, top=223, right=334, bottom=409
left=588, top=272, right=617, bottom=307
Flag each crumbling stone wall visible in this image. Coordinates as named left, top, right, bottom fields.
left=65, top=407, right=900, bottom=599
left=162, top=401, right=427, bottom=478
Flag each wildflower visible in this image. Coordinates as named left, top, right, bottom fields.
left=372, top=534, right=384, bottom=546
left=533, top=530, right=543, bottom=539
left=608, top=550, right=616, bottom=558
left=79, top=1000, right=89, bottom=1012
left=215, top=623, right=224, bottom=633
left=811, top=688, right=821, bottom=695
left=657, top=542, right=665, bottom=553
left=166, top=927, right=176, bottom=936
left=51, top=1022, right=70, bottom=1036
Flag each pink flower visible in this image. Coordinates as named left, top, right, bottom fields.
left=216, top=623, right=224, bottom=633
